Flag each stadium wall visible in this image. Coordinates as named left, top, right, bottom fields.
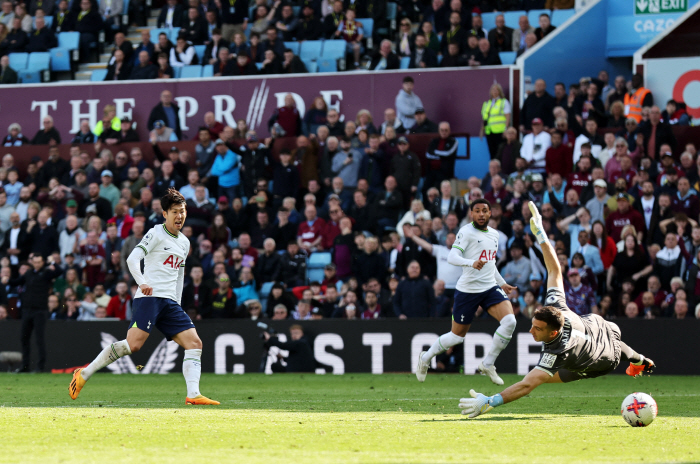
left=0, top=319, right=696, bottom=375
left=0, top=67, right=510, bottom=141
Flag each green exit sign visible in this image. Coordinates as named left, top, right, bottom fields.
left=635, top=0, right=687, bottom=14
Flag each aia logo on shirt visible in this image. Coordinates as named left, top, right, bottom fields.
left=477, top=250, right=497, bottom=261
left=163, top=255, right=184, bottom=269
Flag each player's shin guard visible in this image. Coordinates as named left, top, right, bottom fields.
left=183, top=349, right=202, bottom=398
left=82, top=340, right=132, bottom=380
left=482, top=314, right=516, bottom=368
left=421, top=332, right=465, bottom=364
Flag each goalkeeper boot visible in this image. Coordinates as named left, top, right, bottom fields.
left=416, top=351, right=429, bottom=382
left=186, top=395, right=220, bottom=405
left=626, top=356, right=655, bottom=378
left=478, top=362, right=504, bottom=386
left=68, top=368, right=87, bottom=400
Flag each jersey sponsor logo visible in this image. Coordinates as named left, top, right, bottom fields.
left=163, top=255, right=185, bottom=268
left=539, top=353, right=557, bottom=368
left=478, top=250, right=498, bottom=261
left=100, top=332, right=178, bottom=374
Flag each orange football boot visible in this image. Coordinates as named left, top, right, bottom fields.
left=186, top=395, right=220, bottom=405
left=69, top=368, right=87, bottom=400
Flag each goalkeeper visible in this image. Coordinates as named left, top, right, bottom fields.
left=459, top=202, right=655, bottom=419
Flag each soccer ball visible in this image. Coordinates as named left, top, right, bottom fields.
left=621, top=392, right=658, bottom=427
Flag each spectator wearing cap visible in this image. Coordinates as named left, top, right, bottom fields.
left=210, top=139, right=241, bottom=201
left=409, top=107, right=438, bottom=134
left=586, top=179, right=610, bottom=224
left=394, top=261, right=434, bottom=318
left=528, top=272, right=545, bottom=303
left=606, top=193, right=644, bottom=242
left=520, top=79, right=555, bottom=132
left=545, top=130, right=573, bottom=178
left=565, top=268, right=597, bottom=316
left=147, top=90, right=181, bottom=140
left=150, top=119, right=178, bottom=142
left=390, top=136, right=421, bottom=210
left=111, top=117, right=139, bottom=143
left=396, top=76, right=424, bottom=130
left=520, top=118, right=551, bottom=174
left=98, top=170, right=120, bottom=210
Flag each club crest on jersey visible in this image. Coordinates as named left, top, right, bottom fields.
left=478, top=250, right=498, bottom=261
left=163, top=255, right=184, bottom=268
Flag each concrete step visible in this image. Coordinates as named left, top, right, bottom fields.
left=148, top=17, right=157, bottom=27
left=74, top=71, right=92, bottom=80
left=78, top=62, right=107, bottom=72
left=151, top=10, right=159, bottom=18
left=100, top=53, right=112, bottom=63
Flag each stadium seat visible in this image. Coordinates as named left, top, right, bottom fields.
left=321, top=40, right=345, bottom=60
left=308, top=252, right=332, bottom=268
left=317, top=59, right=337, bottom=73
left=180, top=65, right=202, bottom=78
left=260, top=281, right=274, bottom=298
left=302, top=59, right=318, bottom=73
left=49, top=48, right=71, bottom=72
left=27, top=52, right=50, bottom=72
left=172, top=66, right=182, bottom=78
left=255, top=62, right=263, bottom=70
left=90, top=69, right=107, bottom=81
left=456, top=136, right=467, bottom=157
left=357, top=18, right=374, bottom=48
left=551, top=9, right=575, bottom=26
left=150, top=27, right=170, bottom=44
left=58, top=31, right=80, bottom=61
left=503, top=10, right=525, bottom=28
left=307, top=268, right=325, bottom=283
left=528, top=9, right=551, bottom=27
left=437, top=54, right=442, bottom=65
left=19, top=71, right=41, bottom=83
left=8, top=53, right=28, bottom=71
left=499, top=51, right=516, bottom=64
left=386, top=2, right=397, bottom=30
left=300, top=40, right=322, bottom=60
left=244, top=23, right=252, bottom=40
left=122, top=0, right=130, bottom=26
left=292, top=5, right=300, bottom=16
left=169, top=27, right=181, bottom=42
left=284, top=41, right=300, bottom=55
left=202, top=64, right=213, bottom=77
left=194, top=45, right=205, bottom=62
left=481, top=12, right=498, bottom=31
left=400, top=56, right=410, bottom=69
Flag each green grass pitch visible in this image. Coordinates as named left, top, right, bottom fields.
left=1, top=373, right=698, bottom=464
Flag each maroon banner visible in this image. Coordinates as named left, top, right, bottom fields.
left=0, top=67, right=510, bottom=141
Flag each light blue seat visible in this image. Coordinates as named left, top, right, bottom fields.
left=202, top=64, right=213, bottom=77
left=456, top=137, right=467, bottom=157
left=244, top=23, right=252, bottom=40
left=499, top=51, right=516, bottom=64
left=49, top=47, right=71, bottom=71
left=308, top=252, right=332, bottom=268
left=302, top=59, right=317, bottom=72
left=122, top=0, right=130, bottom=25
left=284, top=41, right=300, bottom=55
left=503, top=10, right=525, bottom=28
left=357, top=18, right=373, bottom=37
left=260, top=281, right=274, bottom=298
left=453, top=136, right=490, bottom=180
left=528, top=9, right=551, bottom=27
left=27, top=52, right=50, bottom=72
left=150, top=27, right=170, bottom=43
left=551, top=9, right=575, bottom=26
left=400, top=56, right=410, bottom=69
left=194, top=44, right=205, bottom=62
left=300, top=40, right=322, bottom=60
left=58, top=31, right=80, bottom=61
left=172, top=66, right=182, bottom=78
left=169, top=27, right=181, bottom=42
left=317, top=58, right=337, bottom=73
left=8, top=53, right=28, bottom=71
left=321, top=40, right=345, bottom=60
left=180, top=65, right=202, bottom=78
left=255, top=62, right=263, bottom=70
left=19, top=71, right=41, bottom=83
left=307, top=268, right=325, bottom=283
left=90, top=69, right=107, bottom=81
left=481, top=12, right=499, bottom=31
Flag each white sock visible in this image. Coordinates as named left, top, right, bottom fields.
left=421, top=332, right=464, bottom=364
left=82, top=340, right=132, bottom=380
left=483, top=314, right=517, bottom=368
left=183, top=349, right=202, bottom=398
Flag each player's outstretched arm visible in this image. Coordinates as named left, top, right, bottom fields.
left=528, top=202, right=564, bottom=290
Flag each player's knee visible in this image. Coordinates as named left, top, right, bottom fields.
left=191, top=338, right=203, bottom=350
left=128, top=341, right=142, bottom=354
left=500, top=314, right=517, bottom=335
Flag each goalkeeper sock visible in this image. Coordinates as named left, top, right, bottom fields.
left=183, top=349, right=202, bottom=398
left=482, top=314, right=516, bottom=368
left=82, top=340, right=132, bottom=380
left=422, top=332, right=464, bottom=364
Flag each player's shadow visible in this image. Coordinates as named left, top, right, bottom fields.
left=418, top=415, right=539, bottom=422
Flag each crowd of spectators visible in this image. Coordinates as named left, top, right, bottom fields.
left=0, top=0, right=575, bottom=83
left=0, top=62, right=699, bottom=327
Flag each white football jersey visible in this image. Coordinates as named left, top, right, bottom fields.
left=452, top=223, right=505, bottom=293
left=133, top=224, right=190, bottom=302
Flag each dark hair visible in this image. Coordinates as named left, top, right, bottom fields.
left=534, top=306, right=564, bottom=331
left=402, top=76, right=414, bottom=84
left=470, top=198, right=491, bottom=211
left=161, top=188, right=186, bottom=212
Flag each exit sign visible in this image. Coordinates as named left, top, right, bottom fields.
left=635, top=0, right=687, bottom=14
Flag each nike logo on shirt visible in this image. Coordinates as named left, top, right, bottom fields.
left=164, top=247, right=171, bottom=250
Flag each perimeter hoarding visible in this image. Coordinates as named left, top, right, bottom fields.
left=0, top=68, right=510, bottom=141
left=0, top=319, right=696, bottom=375
left=645, top=56, right=700, bottom=123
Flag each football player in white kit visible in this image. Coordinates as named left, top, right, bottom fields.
left=416, top=199, right=517, bottom=385
left=69, top=189, right=219, bottom=405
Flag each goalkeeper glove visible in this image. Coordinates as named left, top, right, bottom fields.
left=458, top=389, right=504, bottom=418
